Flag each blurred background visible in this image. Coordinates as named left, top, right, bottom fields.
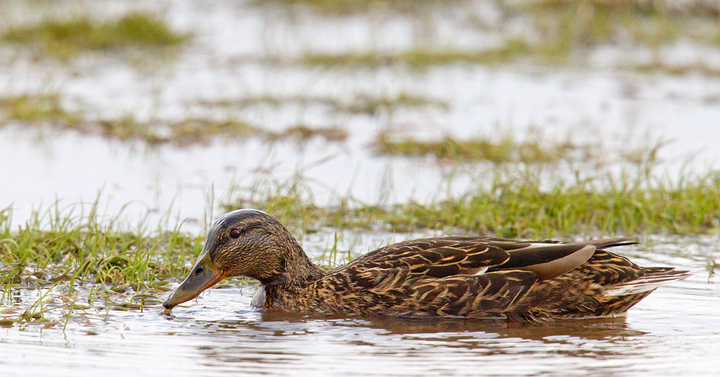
left=1, top=0, right=720, bottom=232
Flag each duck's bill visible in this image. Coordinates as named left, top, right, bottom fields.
left=162, top=253, right=225, bottom=311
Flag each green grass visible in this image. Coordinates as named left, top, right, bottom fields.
left=0, top=198, right=342, bottom=326
left=3, top=161, right=720, bottom=325
left=0, top=94, right=81, bottom=125
left=343, top=93, right=449, bottom=115
left=1, top=12, right=189, bottom=59
left=0, top=203, right=202, bottom=288
left=0, top=202, right=205, bottom=325
left=252, top=0, right=467, bottom=15
left=98, top=118, right=347, bottom=145
left=271, top=125, right=349, bottom=142
left=373, top=132, right=574, bottom=164
left=632, top=61, right=720, bottom=76
left=270, top=1, right=720, bottom=71
left=202, top=92, right=449, bottom=115
left=0, top=94, right=348, bottom=146
left=165, top=118, right=260, bottom=146
left=225, top=168, right=720, bottom=238
left=512, top=0, right=720, bottom=62
left=300, top=39, right=530, bottom=68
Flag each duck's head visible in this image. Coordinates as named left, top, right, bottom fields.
left=162, top=209, right=297, bottom=311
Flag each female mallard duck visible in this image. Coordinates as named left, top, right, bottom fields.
left=163, top=209, right=690, bottom=321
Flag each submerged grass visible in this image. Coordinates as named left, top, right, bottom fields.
left=0, top=94, right=80, bottom=125
left=272, top=125, right=349, bottom=142
left=0, top=94, right=347, bottom=146
left=98, top=118, right=346, bottom=145
left=203, top=92, right=449, bottom=115
left=300, top=39, right=530, bottom=69
left=278, top=1, right=720, bottom=71
left=252, top=0, right=467, bottom=15
left=373, top=132, right=574, bottom=164
left=343, top=93, right=449, bottom=115
left=1, top=12, right=189, bottom=59
left=523, top=0, right=720, bottom=64
left=632, top=61, right=720, bottom=76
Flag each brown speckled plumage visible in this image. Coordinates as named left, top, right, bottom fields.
left=163, top=209, right=690, bottom=321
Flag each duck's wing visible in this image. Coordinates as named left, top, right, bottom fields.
left=338, top=236, right=614, bottom=280
left=312, top=237, right=686, bottom=319
left=337, top=238, right=511, bottom=278
left=315, top=237, right=539, bottom=317
left=315, top=236, right=592, bottom=319
left=483, top=238, right=632, bottom=279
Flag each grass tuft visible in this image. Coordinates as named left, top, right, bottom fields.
left=373, top=132, right=574, bottom=164
left=271, top=125, right=349, bottom=142
left=225, top=168, right=720, bottom=238
left=0, top=201, right=205, bottom=326
left=202, top=92, right=448, bottom=115
left=1, top=12, right=189, bottom=59
left=344, top=93, right=449, bottom=115
left=0, top=94, right=347, bottom=146
left=0, top=204, right=202, bottom=289
left=0, top=94, right=80, bottom=125
left=300, top=39, right=530, bottom=68
left=265, top=1, right=720, bottom=72
left=252, top=0, right=468, bottom=15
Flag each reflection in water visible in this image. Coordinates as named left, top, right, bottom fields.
left=258, top=310, right=646, bottom=340
left=181, top=308, right=650, bottom=375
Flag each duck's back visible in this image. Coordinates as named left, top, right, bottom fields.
left=265, top=237, right=690, bottom=320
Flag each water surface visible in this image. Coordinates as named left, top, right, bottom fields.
left=2, top=1, right=720, bottom=375
left=3, top=0, right=720, bottom=230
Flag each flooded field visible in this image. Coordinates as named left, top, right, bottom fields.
left=2, top=0, right=720, bottom=229
left=2, top=0, right=720, bottom=375
left=1, top=235, right=719, bottom=376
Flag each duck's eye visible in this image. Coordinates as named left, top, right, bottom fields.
left=229, top=228, right=241, bottom=238
left=194, top=266, right=204, bottom=276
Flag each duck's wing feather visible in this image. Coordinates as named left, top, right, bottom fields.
left=309, top=237, right=691, bottom=319
left=312, top=237, right=654, bottom=318
left=317, top=259, right=541, bottom=318
left=338, top=237, right=612, bottom=280
left=485, top=237, right=639, bottom=279
left=337, top=238, right=511, bottom=278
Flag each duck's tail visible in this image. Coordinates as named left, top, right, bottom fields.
left=586, top=237, right=639, bottom=249
left=604, top=267, right=692, bottom=297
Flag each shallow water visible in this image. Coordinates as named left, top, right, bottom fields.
left=2, top=0, right=720, bottom=231
left=1, top=235, right=718, bottom=376
left=2, top=0, right=720, bottom=375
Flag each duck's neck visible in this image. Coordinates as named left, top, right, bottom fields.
left=262, top=234, right=326, bottom=289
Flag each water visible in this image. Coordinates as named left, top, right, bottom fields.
left=2, top=0, right=720, bottom=231
left=1, top=235, right=718, bottom=376
left=2, top=0, right=720, bottom=375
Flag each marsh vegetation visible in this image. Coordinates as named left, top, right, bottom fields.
left=1, top=12, right=189, bottom=59
left=251, top=0, right=720, bottom=73
left=1, top=1, right=719, bottom=374
left=0, top=94, right=348, bottom=145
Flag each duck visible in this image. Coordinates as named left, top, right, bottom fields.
left=163, top=209, right=690, bottom=321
